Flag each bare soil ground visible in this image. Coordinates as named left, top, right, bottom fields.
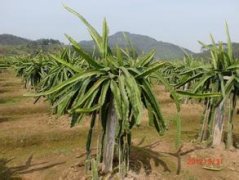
left=1, top=69, right=239, bottom=180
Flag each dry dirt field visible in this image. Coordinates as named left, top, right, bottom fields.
left=1, top=69, right=239, bottom=180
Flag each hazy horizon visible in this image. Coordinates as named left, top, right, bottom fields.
left=1, top=0, right=238, bottom=52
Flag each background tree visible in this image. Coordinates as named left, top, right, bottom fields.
left=177, top=24, right=239, bottom=148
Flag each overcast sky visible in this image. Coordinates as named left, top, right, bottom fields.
left=0, top=0, right=238, bottom=52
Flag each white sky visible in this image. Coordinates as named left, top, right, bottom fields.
left=0, top=0, right=238, bottom=52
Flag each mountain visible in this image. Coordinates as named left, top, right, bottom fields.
left=0, top=34, right=31, bottom=46
left=0, top=34, right=63, bottom=56
left=1, top=33, right=239, bottom=59
left=80, top=32, right=194, bottom=59
left=0, top=32, right=193, bottom=59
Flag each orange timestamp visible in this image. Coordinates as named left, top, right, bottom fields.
left=187, top=157, right=222, bottom=166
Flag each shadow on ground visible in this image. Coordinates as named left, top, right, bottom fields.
left=129, top=139, right=203, bottom=176
left=0, top=155, right=65, bottom=179
left=73, top=138, right=203, bottom=178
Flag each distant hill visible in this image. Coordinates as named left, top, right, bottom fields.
left=80, top=32, right=194, bottom=59
left=0, top=32, right=194, bottom=59
left=2, top=33, right=238, bottom=60
left=0, top=32, right=239, bottom=59
left=0, top=34, right=31, bottom=46
left=0, top=34, right=63, bottom=56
